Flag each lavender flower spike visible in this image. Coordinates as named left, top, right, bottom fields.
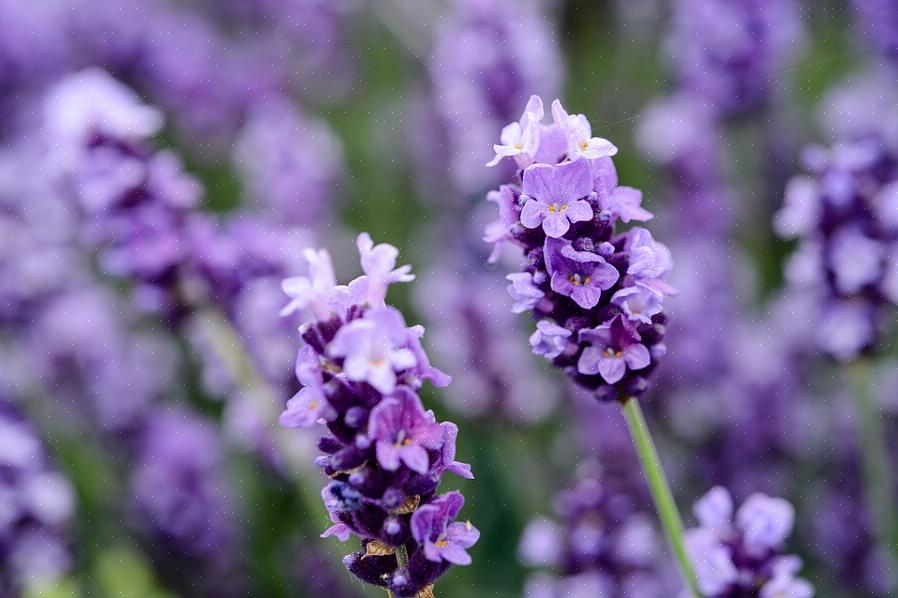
left=484, top=97, right=698, bottom=594
left=685, top=487, right=813, bottom=597
left=279, top=234, right=477, bottom=597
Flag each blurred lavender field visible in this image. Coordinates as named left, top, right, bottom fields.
left=1, top=0, right=897, bottom=596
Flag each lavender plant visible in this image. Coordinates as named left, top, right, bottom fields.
left=278, top=234, right=478, bottom=597
left=484, top=96, right=697, bottom=595
left=684, top=487, right=813, bottom=598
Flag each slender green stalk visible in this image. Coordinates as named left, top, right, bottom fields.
left=848, top=360, right=898, bottom=563
left=395, top=544, right=410, bottom=568
left=622, top=398, right=700, bottom=598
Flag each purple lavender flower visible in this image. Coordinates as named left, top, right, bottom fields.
left=484, top=96, right=675, bottom=401
left=520, top=161, right=595, bottom=238
left=279, top=234, right=477, bottom=597
left=519, top=462, right=671, bottom=597
left=544, top=237, right=619, bottom=309
left=685, top=487, right=813, bottom=597
left=775, top=131, right=898, bottom=360
left=0, top=398, right=75, bottom=596
left=411, top=493, right=479, bottom=566
left=665, top=0, right=805, bottom=116
left=369, top=389, right=443, bottom=474
left=428, top=0, right=562, bottom=194
left=578, top=315, right=652, bottom=385
left=130, top=408, right=238, bottom=575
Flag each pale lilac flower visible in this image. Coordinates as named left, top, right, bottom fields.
left=578, top=316, right=651, bottom=384
left=279, top=357, right=333, bottom=428
left=353, top=233, right=415, bottom=306
left=328, top=307, right=418, bottom=394
left=411, top=492, right=479, bottom=566
left=544, top=237, right=619, bottom=309
left=486, top=95, right=544, bottom=168
left=520, top=161, right=595, bottom=238
left=507, top=272, right=546, bottom=314
left=530, top=320, right=572, bottom=359
left=600, top=186, right=653, bottom=223
left=368, top=388, right=443, bottom=474
left=484, top=185, right=519, bottom=263
left=611, top=285, right=664, bottom=325
left=551, top=99, right=618, bottom=162
left=280, top=248, right=350, bottom=320
left=626, top=228, right=675, bottom=282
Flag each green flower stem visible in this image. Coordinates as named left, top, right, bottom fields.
left=395, top=544, right=410, bottom=568
left=848, top=360, right=898, bottom=563
left=622, top=398, right=701, bottom=598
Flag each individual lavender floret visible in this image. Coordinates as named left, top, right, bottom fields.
left=485, top=97, right=675, bottom=402
left=129, top=408, right=238, bottom=582
left=0, top=397, right=75, bottom=596
left=684, top=487, right=813, bottom=598
left=775, top=133, right=898, bottom=360
left=279, top=234, right=477, bottom=597
left=519, top=462, right=669, bottom=597
left=664, top=0, right=804, bottom=116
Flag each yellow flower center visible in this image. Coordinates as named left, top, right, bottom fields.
left=547, top=203, right=568, bottom=215
left=603, top=348, right=623, bottom=358
left=567, top=274, right=591, bottom=286
left=308, top=401, right=318, bottom=410
left=436, top=540, right=449, bottom=548
left=579, top=140, right=589, bottom=151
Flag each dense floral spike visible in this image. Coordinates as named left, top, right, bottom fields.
left=685, top=487, right=813, bottom=597
left=774, top=124, right=898, bottom=360
left=485, top=97, right=675, bottom=402
left=428, top=0, right=562, bottom=194
left=665, top=0, right=804, bottom=116
left=129, top=408, right=239, bottom=586
left=279, top=234, right=477, bottom=596
left=519, top=463, right=670, bottom=597
left=0, top=398, right=75, bottom=596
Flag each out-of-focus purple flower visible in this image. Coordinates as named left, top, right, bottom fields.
left=278, top=234, right=477, bottom=597
left=428, top=0, right=562, bottom=194
left=519, top=462, right=671, bottom=597
left=415, top=265, right=560, bottom=422
left=130, top=408, right=238, bottom=572
left=775, top=130, right=898, bottom=360
left=665, top=0, right=805, bottom=116
left=233, top=96, right=344, bottom=226
left=530, top=320, right=573, bottom=359
left=0, top=398, right=75, bottom=595
left=852, top=0, right=898, bottom=64
left=483, top=96, right=675, bottom=401
left=685, top=487, right=813, bottom=597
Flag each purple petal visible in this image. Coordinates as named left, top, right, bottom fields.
left=411, top=505, right=440, bottom=544
left=577, top=346, right=603, bottom=376
left=376, top=441, right=401, bottom=471
left=520, top=198, right=546, bottom=229
left=598, top=355, right=626, bottom=384
left=447, top=521, right=481, bottom=548
left=570, top=285, right=601, bottom=309
left=592, top=261, right=620, bottom=290
left=623, top=343, right=651, bottom=371
left=565, top=199, right=593, bottom=223
left=522, top=163, right=562, bottom=203
left=400, top=444, right=430, bottom=474
left=542, top=213, right=570, bottom=238
left=440, top=543, right=472, bottom=566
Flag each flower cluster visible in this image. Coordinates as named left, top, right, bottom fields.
left=685, top=487, right=813, bottom=597
left=519, top=463, right=669, bottom=597
left=485, top=96, right=675, bottom=401
left=0, top=398, right=75, bottom=596
left=279, top=234, right=478, bottom=597
left=665, top=0, right=804, bottom=116
left=129, top=408, right=239, bottom=587
left=775, top=134, right=898, bottom=360
left=852, top=0, right=898, bottom=65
